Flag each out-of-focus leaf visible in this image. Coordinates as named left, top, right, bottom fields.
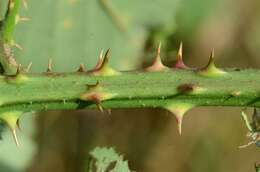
left=14, top=0, right=180, bottom=72
left=88, top=147, right=131, bottom=172
left=0, top=122, right=4, bottom=140
left=256, top=163, right=260, bottom=172
left=176, top=0, right=217, bottom=34
left=0, top=0, right=8, bottom=20
left=0, top=114, right=36, bottom=172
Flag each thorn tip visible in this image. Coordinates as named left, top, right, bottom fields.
left=12, top=129, right=20, bottom=147
left=26, top=62, right=32, bottom=73
left=174, top=42, right=188, bottom=69
left=145, top=42, right=167, bottom=72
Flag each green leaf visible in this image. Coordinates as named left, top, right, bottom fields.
left=14, top=0, right=179, bottom=72
left=88, top=147, right=131, bottom=172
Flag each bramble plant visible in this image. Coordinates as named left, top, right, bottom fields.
left=0, top=0, right=260, bottom=171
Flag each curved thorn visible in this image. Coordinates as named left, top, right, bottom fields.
left=207, top=49, right=215, bottom=67
left=100, top=48, right=110, bottom=69
left=89, top=49, right=120, bottom=76
left=89, top=50, right=104, bottom=72
left=197, top=49, right=226, bottom=77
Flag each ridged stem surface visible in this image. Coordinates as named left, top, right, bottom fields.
left=0, top=69, right=259, bottom=114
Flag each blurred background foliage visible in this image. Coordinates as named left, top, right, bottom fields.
left=0, top=0, right=260, bottom=171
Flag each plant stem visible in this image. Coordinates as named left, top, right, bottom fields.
left=1, top=0, right=21, bottom=43
left=0, top=0, right=20, bottom=75
left=1, top=69, right=260, bottom=114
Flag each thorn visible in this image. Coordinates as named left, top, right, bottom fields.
left=89, top=49, right=120, bottom=76
left=14, top=43, right=23, bottom=50
left=16, top=64, right=22, bottom=75
left=107, top=109, right=112, bottom=115
left=47, top=59, right=52, bottom=72
left=77, top=63, right=85, bottom=72
left=176, top=115, right=183, bottom=135
left=82, top=85, right=104, bottom=112
left=165, top=103, right=195, bottom=135
left=208, top=49, right=215, bottom=67
left=86, top=93, right=104, bottom=112
left=158, top=42, right=161, bottom=54
left=174, top=42, right=188, bottom=69
left=80, top=81, right=116, bottom=110
left=26, top=62, right=32, bottom=73
left=22, top=0, right=28, bottom=9
left=145, top=42, right=167, bottom=72
left=89, top=50, right=103, bottom=72
left=0, top=111, right=22, bottom=147
left=97, top=103, right=104, bottom=112
left=94, top=50, right=104, bottom=70
left=226, top=91, right=241, bottom=100
left=178, top=42, right=183, bottom=58
left=94, top=49, right=110, bottom=71
left=241, top=111, right=253, bottom=132
left=15, top=15, right=30, bottom=24
left=11, top=40, right=23, bottom=50
left=197, top=49, right=226, bottom=77
left=238, top=141, right=255, bottom=149
left=101, top=48, right=110, bottom=69
left=8, top=0, right=15, bottom=9
left=12, top=129, right=20, bottom=147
